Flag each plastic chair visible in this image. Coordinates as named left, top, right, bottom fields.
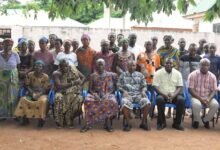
left=116, top=91, right=151, bottom=120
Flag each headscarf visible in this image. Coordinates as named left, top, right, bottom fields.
left=39, top=37, right=49, bottom=43
left=81, top=34, right=91, bottom=41
left=34, top=60, right=45, bottom=66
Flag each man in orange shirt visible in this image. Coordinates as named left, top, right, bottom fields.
left=137, top=41, right=160, bottom=117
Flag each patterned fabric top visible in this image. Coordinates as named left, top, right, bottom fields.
left=0, top=51, right=20, bottom=70
left=118, top=71, right=147, bottom=96
left=33, top=50, right=54, bottom=75
left=112, top=51, right=135, bottom=74
left=26, top=71, right=49, bottom=91
left=58, top=66, right=81, bottom=94
left=89, top=71, right=117, bottom=96
left=137, top=52, right=160, bottom=84
left=76, top=46, right=96, bottom=78
left=94, top=51, right=115, bottom=72
left=109, top=44, right=119, bottom=53
left=157, top=46, right=179, bottom=69
left=188, top=70, right=217, bottom=98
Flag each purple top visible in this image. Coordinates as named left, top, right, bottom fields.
left=0, top=51, right=20, bottom=70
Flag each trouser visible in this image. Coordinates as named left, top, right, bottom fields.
left=156, top=94, right=185, bottom=125
left=191, top=97, right=218, bottom=123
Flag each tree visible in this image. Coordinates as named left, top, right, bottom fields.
left=0, top=0, right=219, bottom=24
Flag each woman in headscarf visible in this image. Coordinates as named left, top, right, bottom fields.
left=81, top=59, right=118, bottom=132
left=53, top=59, right=84, bottom=128
left=94, top=39, right=115, bottom=72
left=157, top=35, right=179, bottom=69
left=28, top=40, right=35, bottom=56
left=32, top=37, right=54, bottom=76
left=112, top=38, right=135, bottom=75
left=14, top=60, right=49, bottom=127
left=0, top=38, right=20, bottom=119
left=76, top=34, right=96, bottom=79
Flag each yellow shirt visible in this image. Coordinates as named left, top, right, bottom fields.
left=152, top=68, right=183, bottom=95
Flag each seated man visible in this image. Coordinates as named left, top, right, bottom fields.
left=53, top=59, right=84, bottom=128
left=188, top=58, right=218, bottom=129
left=118, top=60, right=151, bottom=131
left=152, top=58, right=185, bottom=131
left=81, top=59, right=118, bottom=133
left=14, top=60, right=49, bottom=127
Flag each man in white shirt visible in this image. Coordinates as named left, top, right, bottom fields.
left=128, top=33, right=143, bottom=60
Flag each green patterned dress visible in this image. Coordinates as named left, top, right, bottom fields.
left=0, top=51, right=20, bottom=118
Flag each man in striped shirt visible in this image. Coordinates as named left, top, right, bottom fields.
left=188, top=58, right=218, bottom=129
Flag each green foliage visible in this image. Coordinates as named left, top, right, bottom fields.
left=204, top=1, right=220, bottom=22
left=0, top=0, right=220, bottom=24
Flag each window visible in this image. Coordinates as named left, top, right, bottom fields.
left=213, top=23, right=220, bottom=33
left=0, top=28, right=11, bottom=38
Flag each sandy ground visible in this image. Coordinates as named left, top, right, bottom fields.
left=1, top=115, right=220, bottom=150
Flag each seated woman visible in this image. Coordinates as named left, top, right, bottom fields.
left=14, top=60, right=49, bottom=127
left=53, top=59, right=84, bottom=128
left=81, top=59, right=118, bottom=132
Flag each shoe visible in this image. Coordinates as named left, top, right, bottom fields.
left=80, top=125, right=90, bottom=133
left=192, top=121, right=199, bottom=129
left=139, top=123, right=151, bottom=131
left=202, top=119, right=210, bottom=129
left=123, top=124, right=131, bottom=132
left=21, top=117, right=29, bottom=126
left=172, top=124, right=184, bottom=131
left=38, top=119, right=45, bottom=128
left=104, top=125, right=114, bottom=132
left=157, top=123, right=166, bottom=130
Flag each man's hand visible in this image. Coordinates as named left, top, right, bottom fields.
left=200, top=98, right=209, bottom=106
left=141, top=91, right=147, bottom=98
left=123, top=91, right=129, bottom=97
left=167, top=93, right=176, bottom=103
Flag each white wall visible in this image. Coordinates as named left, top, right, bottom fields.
left=199, top=18, right=220, bottom=33
left=11, top=26, right=220, bottom=53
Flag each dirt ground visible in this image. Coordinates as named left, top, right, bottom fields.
left=1, top=115, right=220, bottom=150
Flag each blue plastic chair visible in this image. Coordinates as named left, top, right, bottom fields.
left=116, top=91, right=151, bottom=120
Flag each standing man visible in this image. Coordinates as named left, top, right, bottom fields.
left=151, top=36, right=158, bottom=52
left=178, top=38, right=188, bottom=57
left=128, top=33, right=143, bottom=59
left=108, top=32, right=119, bottom=53
left=196, top=39, right=207, bottom=56
left=188, top=58, right=218, bottom=129
left=204, top=43, right=220, bottom=80
left=153, top=58, right=185, bottom=131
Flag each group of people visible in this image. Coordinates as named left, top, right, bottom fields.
left=0, top=32, right=219, bottom=133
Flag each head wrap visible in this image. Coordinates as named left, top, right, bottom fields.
left=39, top=37, right=49, bottom=43
left=34, top=60, right=45, bottom=66
left=81, top=34, right=91, bottom=41
left=120, top=38, right=129, bottom=43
